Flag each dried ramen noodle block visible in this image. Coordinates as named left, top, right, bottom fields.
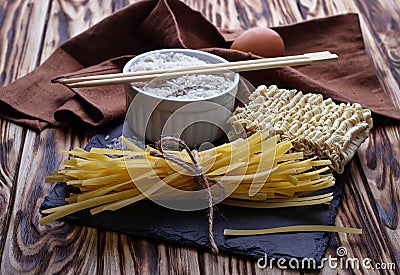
left=227, top=85, right=373, bottom=173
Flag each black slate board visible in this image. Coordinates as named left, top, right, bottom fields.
left=40, top=122, right=349, bottom=266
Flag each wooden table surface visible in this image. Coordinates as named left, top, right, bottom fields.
left=0, top=0, right=399, bottom=274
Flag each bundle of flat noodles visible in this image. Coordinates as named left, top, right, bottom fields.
left=40, top=132, right=335, bottom=225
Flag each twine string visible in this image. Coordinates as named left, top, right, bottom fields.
left=150, top=137, right=225, bottom=254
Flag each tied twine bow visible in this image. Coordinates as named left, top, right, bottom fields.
left=150, top=137, right=226, bottom=254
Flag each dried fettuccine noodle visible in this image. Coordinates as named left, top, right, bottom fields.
left=227, top=85, right=373, bottom=173
left=40, top=133, right=336, bottom=226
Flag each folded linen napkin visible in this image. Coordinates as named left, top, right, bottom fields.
left=0, top=0, right=399, bottom=131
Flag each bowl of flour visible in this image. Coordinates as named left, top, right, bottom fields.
left=123, top=49, right=239, bottom=146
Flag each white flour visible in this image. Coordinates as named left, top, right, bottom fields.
left=128, top=52, right=233, bottom=100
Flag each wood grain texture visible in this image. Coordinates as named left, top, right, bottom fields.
left=295, top=1, right=400, bottom=273
left=355, top=0, right=400, bottom=108
left=0, top=120, right=25, bottom=256
left=0, top=0, right=399, bottom=274
left=41, top=0, right=131, bottom=62
left=0, top=0, right=50, bottom=271
left=0, top=0, right=51, bottom=83
left=0, top=128, right=95, bottom=274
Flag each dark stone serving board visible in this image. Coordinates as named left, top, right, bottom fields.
left=40, top=122, right=350, bottom=267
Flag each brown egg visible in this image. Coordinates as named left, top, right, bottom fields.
left=230, top=27, right=285, bottom=58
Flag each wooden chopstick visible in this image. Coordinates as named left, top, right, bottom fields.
left=62, top=53, right=312, bottom=84
left=64, top=51, right=338, bottom=88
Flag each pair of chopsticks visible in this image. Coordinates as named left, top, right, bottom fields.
left=63, top=51, right=338, bottom=88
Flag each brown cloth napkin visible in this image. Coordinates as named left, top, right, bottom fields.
left=1, top=0, right=399, bottom=131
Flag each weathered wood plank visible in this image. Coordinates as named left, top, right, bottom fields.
left=183, top=0, right=304, bottom=29
left=0, top=0, right=50, bottom=267
left=0, top=0, right=51, bottom=82
left=41, top=0, right=136, bottom=62
left=0, top=128, right=96, bottom=273
left=0, top=0, right=117, bottom=272
left=158, top=245, right=201, bottom=274
left=356, top=0, right=400, bottom=110
left=1, top=0, right=144, bottom=273
left=296, top=1, right=400, bottom=273
left=98, top=232, right=137, bottom=275
left=318, top=153, right=399, bottom=274
left=356, top=122, right=400, bottom=266
left=0, top=120, right=25, bottom=256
